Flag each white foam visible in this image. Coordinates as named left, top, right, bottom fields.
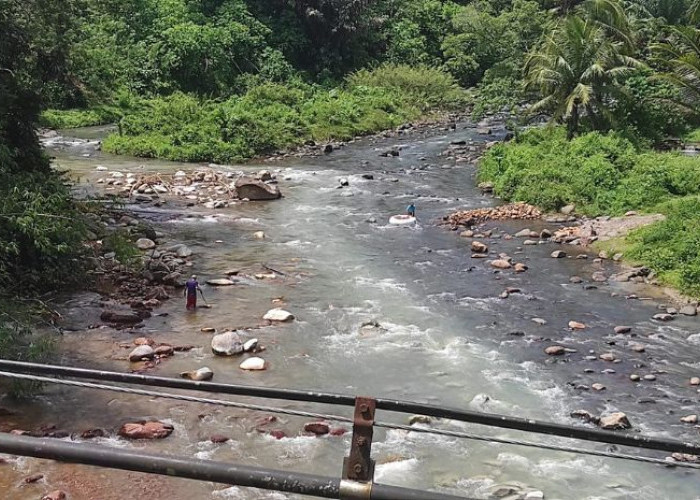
left=374, top=457, right=420, bottom=482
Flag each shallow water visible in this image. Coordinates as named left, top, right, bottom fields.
left=2, top=124, right=700, bottom=499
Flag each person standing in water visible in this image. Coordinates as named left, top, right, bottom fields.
left=184, top=275, right=204, bottom=310
left=406, top=203, right=416, bottom=217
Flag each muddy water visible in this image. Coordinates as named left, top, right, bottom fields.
left=2, top=123, right=700, bottom=499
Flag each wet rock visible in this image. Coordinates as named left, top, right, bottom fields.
left=118, top=420, right=173, bottom=439
left=524, top=492, right=545, bottom=500
left=239, top=357, right=266, bottom=370
left=361, top=174, right=374, bottom=180
left=330, top=428, right=347, bottom=436
left=681, top=415, right=698, bottom=424
left=680, top=305, right=698, bottom=316
left=551, top=250, right=567, bottom=259
left=129, top=345, right=155, bottom=361
left=643, top=374, right=656, bottom=381
left=514, top=263, right=528, bottom=272
left=540, top=229, right=552, bottom=239
left=200, top=327, right=216, bottom=333
left=460, top=230, right=474, bottom=238
left=210, top=434, right=230, bottom=443
left=614, top=326, right=632, bottom=334
left=235, top=177, right=281, bottom=200
left=263, top=308, right=294, bottom=322
left=569, top=276, right=583, bottom=284
left=568, top=321, right=586, bottom=330
left=545, top=345, right=566, bottom=355
left=134, top=337, right=155, bottom=346
left=211, top=331, right=244, bottom=356
left=100, top=310, right=142, bottom=324
left=206, top=278, right=234, bottom=286
left=268, top=430, right=287, bottom=440
left=591, top=272, right=608, bottom=282
left=180, top=367, right=214, bottom=381
left=667, top=307, right=678, bottom=315
left=136, top=238, right=156, bottom=250
left=471, top=241, right=488, bottom=253
left=339, top=178, right=349, bottom=187
left=598, top=412, right=631, bottom=430
left=591, top=383, right=606, bottom=391
left=41, top=490, right=67, bottom=500
left=257, top=170, right=273, bottom=182
left=409, top=415, right=432, bottom=425
left=253, top=231, right=265, bottom=239
left=630, top=374, right=640, bottom=381
left=532, top=318, right=547, bottom=326
left=629, top=343, right=646, bottom=353
left=515, top=229, right=532, bottom=238
left=560, top=204, right=575, bottom=215
left=490, top=485, right=522, bottom=498
left=243, top=338, right=259, bottom=352
left=652, top=313, right=674, bottom=322
left=145, top=287, right=169, bottom=301
left=304, top=422, right=330, bottom=435
left=81, top=428, right=107, bottom=439
left=23, top=473, right=44, bottom=484
left=599, top=352, right=616, bottom=362
left=690, top=377, right=700, bottom=386
left=490, top=259, right=512, bottom=269
left=671, top=453, right=700, bottom=463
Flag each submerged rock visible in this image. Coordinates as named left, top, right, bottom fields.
left=263, top=308, right=294, bottom=322
left=129, top=345, right=155, bottom=362
left=118, top=420, right=173, bottom=439
left=180, top=367, right=214, bottom=381
left=598, top=412, right=631, bottom=430
left=304, top=422, right=330, bottom=435
left=235, top=177, right=281, bottom=200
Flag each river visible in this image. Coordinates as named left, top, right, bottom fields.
left=1, top=121, right=700, bottom=499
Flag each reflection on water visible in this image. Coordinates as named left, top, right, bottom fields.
left=2, top=124, right=700, bottom=499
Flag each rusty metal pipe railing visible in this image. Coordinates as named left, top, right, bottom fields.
left=0, top=433, right=471, bottom=500
left=1, top=359, right=699, bottom=455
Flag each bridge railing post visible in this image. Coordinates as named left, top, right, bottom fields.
left=340, top=396, right=376, bottom=499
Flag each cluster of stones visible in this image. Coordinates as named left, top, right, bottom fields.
left=445, top=202, right=542, bottom=228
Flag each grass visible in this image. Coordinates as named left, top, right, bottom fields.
left=479, top=126, right=700, bottom=297
left=40, top=106, right=121, bottom=129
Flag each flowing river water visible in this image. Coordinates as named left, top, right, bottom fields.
left=1, top=121, right=700, bottom=499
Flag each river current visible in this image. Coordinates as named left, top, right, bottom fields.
left=1, top=122, right=700, bottom=499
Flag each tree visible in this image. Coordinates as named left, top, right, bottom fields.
left=524, top=14, right=640, bottom=138
left=652, top=26, right=700, bottom=114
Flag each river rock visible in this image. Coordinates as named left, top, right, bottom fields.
left=253, top=231, right=265, bottom=239
left=118, top=420, right=173, bottom=439
left=239, top=357, right=266, bottom=370
left=569, top=276, right=583, bottom=283
left=136, top=238, right=156, bottom=250
left=100, top=310, right=142, bottom=324
left=42, top=490, right=67, bottom=500
left=243, top=338, right=259, bottom=352
left=258, top=170, right=273, bottom=182
left=304, top=422, right=330, bottom=435
left=690, top=377, right=700, bottom=386
left=643, top=374, right=656, bottom=381
left=571, top=410, right=600, bottom=424
left=629, top=343, right=646, bottom=353
left=514, top=263, right=528, bottom=272
left=680, top=305, right=698, bottom=316
left=532, top=318, right=547, bottom=325
left=134, top=337, right=155, bottom=346
left=652, top=313, right=674, bottom=322
left=681, top=415, right=698, bottom=424
left=490, top=259, right=512, bottom=269
left=630, top=374, right=640, bottom=381
left=211, top=331, right=244, bottom=356
left=614, top=326, right=632, bottom=334
left=545, top=345, right=566, bottom=355
left=471, top=241, right=488, bottom=253
left=180, top=367, right=214, bottom=381
left=599, top=352, right=616, bottom=362
left=460, top=230, right=474, bottom=238
left=524, top=491, right=545, bottom=500
left=515, top=229, right=532, bottom=238
left=560, top=204, right=575, bottom=215
left=235, top=177, right=281, bottom=200
left=201, top=327, right=216, bottom=333
left=210, top=434, right=230, bottom=443
left=551, top=250, right=567, bottom=258
left=591, top=383, right=606, bottom=391
left=591, top=272, right=608, bottom=282
left=129, top=345, right=155, bottom=361
left=568, top=321, right=586, bottom=330
left=598, top=412, right=631, bottom=430
left=207, top=278, right=234, bottom=286
left=263, top=308, right=294, bottom=322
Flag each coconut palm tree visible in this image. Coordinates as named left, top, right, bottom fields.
left=653, top=26, right=700, bottom=114
left=524, top=14, right=640, bottom=138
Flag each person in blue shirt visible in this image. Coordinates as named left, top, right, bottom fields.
left=406, top=203, right=416, bottom=217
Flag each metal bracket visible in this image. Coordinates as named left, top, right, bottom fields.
left=340, top=396, right=376, bottom=499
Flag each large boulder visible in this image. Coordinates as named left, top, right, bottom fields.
left=101, top=310, right=144, bottom=324
left=598, top=412, right=631, bottom=430
left=211, top=331, right=244, bottom=356
left=235, top=177, right=281, bottom=201
left=263, top=308, right=294, bottom=322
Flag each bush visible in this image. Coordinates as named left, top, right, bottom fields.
left=40, top=106, right=121, bottom=129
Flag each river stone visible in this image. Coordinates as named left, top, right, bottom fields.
left=243, top=338, right=259, bottom=352
left=136, top=238, right=156, bottom=250
left=154, top=344, right=174, bottom=357
left=680, top=305, right=698, bottom=316
left=41, top=490, right=67, bottom=500
left=591, top=272, right=608, bottom=282
left=629, top=343, right=646, bottom=353
left=614, top=326, right=632, bottom=334
left=560, top=204, right=575, bottom=215
left=235, top=176, right=281, bottom=200
left=304, top=422, right=330, bottom=435
left=460, top=230, right=474, bottom=238
left=524, top=491, right=545, bottom=500
left=598, top=412, right=631, bottom=430
left=514, top=263, right=528, bottom=272
left=680, top=414, right=699, bottom=424
left=532, top=318, right=547, bottom=325
left=568, top=321, right=586, bottom=330
left=263, top=308, right=294, bottom=322
left=211, top=331, right=244, bottom=356
left=652, top=313, right=674, bottom=322
left=690, top=377, right=700, bottom=386
left=240, top=357, right=266, bottom=370
left=551, top=250, right=567, bottom=258
left=490, top=259, right=512, bottom=269
left=129, top=345, right=155, bottom=361
left=600, top=352, right=616, bottom=362
left=643, top=374, right=656, bottom=381
left=630, top=374, right=640, bottom=381
left=207, top=278, right=234, bottom=286
left=201, top=327, right=216, bottom=333
left=514, top=229, right=532, bottom=238
left=134, top=337, right=155, bottom=346
left=118, top=420, right=173, bottom=439
left=180, top=367, right=214, bottom=381
left=100, top=310, right=143, bottom=324
left=591, top=383, right=606, bottom=391
left=253, top=231, right=266, bottom=239
left=545, top=345, right=565, bottom=355
left=471, top=241, right=488, bottom=253
left=570, top=276, right=583, bottom=283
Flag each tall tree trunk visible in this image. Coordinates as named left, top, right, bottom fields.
left=567, top=105, right=579, bottom=140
